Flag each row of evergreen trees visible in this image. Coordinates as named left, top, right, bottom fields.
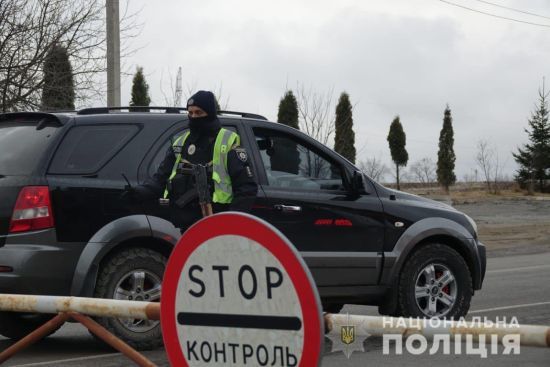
left=39, top=44, right=151, bottom=110
left=277, top=87, right=550, bottom=193
left=277, top=90, right=357, bottom=163
left=386, top=108, right=456, bottom=191
left=40, top=45, right=548, bottom=193
left=383, top=91, right=550, bottom=193
left=276, top=90, right=457, bottom=192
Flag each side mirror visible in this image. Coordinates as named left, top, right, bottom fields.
left=351, top=170, right=366, bottom=194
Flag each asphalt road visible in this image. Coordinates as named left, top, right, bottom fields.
left=1, top=252, right=549, bottom=366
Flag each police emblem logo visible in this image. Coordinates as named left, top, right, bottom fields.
left=236, top=149, right=248, bottom=162
left=188, top=144, right=196, bottom=155
left=187, top=98, right=194, bottom=105
left=327, top=313, right=368, bottom=358
left=341, top=325, right=355, bottom=345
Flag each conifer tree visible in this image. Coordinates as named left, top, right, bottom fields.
left=273, top=90, right=300, bottom=174
left=41, top=44, right=75, bottom=111
left=513, top=85, right=550, bottom=192
left=130, top=66, right=151, bottom=111
left=437, top=105, right=457, bottom=193
left=334, top=92, right=356, bottom=163
left=277, top=90, right=299, bottom=129
left=387, top=116, right=409, bottom=190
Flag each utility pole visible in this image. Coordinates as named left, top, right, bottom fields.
left=106, top=0, right=120, bottom=107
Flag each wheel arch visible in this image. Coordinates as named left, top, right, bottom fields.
left=409, top=234, right=477, bottom=285
left=70, top=215, right=179, bottom=297
left=379, top=217, right=481, bottom=314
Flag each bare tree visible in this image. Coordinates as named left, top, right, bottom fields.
left=462, top=168, right=480, bottom=189
left=0, top=0, right=141, bottom=112
left=476, top=140, right=505, bottom=194
left=159, top=68, right=178, bottom=107
left=410, top=157, right=436, bottom=184
left=390, top=167, right=413, bottom=185
left=476, top=140, right=494, bottom=192
left=359, top=156, right=389, bottom=182
left=212, top=83, right=230, bottom=111
left=295, top=83, right=335, bottom=147
left=492, top=150, right=504, bottom=195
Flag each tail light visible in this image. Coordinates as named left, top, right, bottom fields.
left=9, top=186, right=54, bottom=233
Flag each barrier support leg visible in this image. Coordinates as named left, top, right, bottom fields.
left=69, top=312, right=157, bottom=367
left=0, top=312, right=70, bottom=364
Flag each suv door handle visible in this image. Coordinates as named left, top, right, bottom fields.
left=274, top=204, right=302, bottom=213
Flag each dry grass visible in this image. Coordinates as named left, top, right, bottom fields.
left=394, top=182, right=550, bottom=204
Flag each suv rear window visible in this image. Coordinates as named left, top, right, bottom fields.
left=49, top=124, right=139, bottom=174
left=0, top=122, right=59, bottom=175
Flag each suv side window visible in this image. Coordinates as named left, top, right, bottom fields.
left=253, top=128, right=345, bottom=191
left=49, top=124, right=139, bottom=174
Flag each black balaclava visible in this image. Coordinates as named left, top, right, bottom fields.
left=187, top=90, right=220, bottom=136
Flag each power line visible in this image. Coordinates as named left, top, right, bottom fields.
left=472, top=0, right=550, bottom=21
left=438, top=0, right=550, bottom=28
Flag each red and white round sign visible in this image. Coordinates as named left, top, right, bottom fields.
left=161, top=212, right=323, bottom=366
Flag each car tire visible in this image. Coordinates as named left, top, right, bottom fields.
left=0, top=312, right=58, bottom=339
left=397, top=243, right=472, bottom=319
left=93, top=247, right=166, bottom=350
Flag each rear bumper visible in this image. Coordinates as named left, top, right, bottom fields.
left=0, top=229, right=85, bottom=296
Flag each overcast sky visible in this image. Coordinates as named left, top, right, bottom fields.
left=101, top=0, right=550, bottom=181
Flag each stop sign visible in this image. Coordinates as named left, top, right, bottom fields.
left=161, top=212, right=323, bottom=366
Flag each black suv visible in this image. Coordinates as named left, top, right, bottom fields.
left=0, top=108, right=486, bottom=349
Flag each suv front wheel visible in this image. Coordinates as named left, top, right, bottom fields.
left=398, top=243, right=472, bottom=319
left=93, top=247, right=166, bottom=350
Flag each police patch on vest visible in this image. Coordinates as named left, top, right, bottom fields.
left=235, top=148, right=248, bottom=162
left=188, top=144, right=196, bottom=155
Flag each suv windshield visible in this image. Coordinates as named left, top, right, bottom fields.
left=0, top=122, right=59, bottom=175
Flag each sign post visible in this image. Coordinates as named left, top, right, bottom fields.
left=161, top=212, right=323, bottom=366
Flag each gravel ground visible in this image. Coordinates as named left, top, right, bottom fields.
left=453, top=198, right=550, bottom=257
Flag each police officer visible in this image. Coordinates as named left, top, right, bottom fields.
left=130, top=90, right=257, bottom=228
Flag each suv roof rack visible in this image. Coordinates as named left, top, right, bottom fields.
left=77, top=106, right=268, bottom=120
left=219, top=110, right=268, bottom=120
left=77, top=107, right=184, bottom=115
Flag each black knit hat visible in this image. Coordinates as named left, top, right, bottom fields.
left=187, top=90, right=217, bottom=118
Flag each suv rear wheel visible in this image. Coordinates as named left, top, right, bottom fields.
left=93, top=247, right=166, bottom=350
left=0, top=313, right=58, bottom=339
left=398, top=243, right=472, bottom=319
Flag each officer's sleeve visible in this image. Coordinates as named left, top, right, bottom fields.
left=141, top=144, right=176, bottom=198
left=227, top=146, right=258, bottom=212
